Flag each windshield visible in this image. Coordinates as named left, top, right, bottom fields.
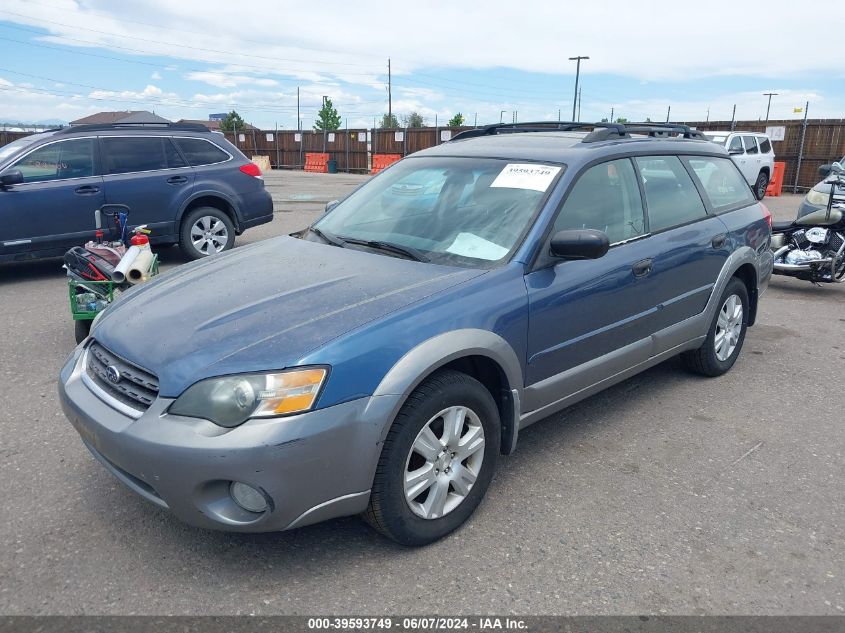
left=704, top=134, right=728, bottom=145
left=309, top=156, right=562, bottom=268
left=0, top=133, right=54, bottom=164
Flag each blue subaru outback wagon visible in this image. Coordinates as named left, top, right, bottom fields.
left=0, top=122, right=273, bottom=262
left=59, top=122, right=773, bottom=545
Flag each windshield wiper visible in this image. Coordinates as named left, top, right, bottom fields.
left=308, top=226, right=348, bottom=249
left=341, top=237, right=430, bottom=262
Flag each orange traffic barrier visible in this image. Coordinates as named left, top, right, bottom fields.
left=766, top=161, right=785, bottom=197
left=304, top=152, right=329, bottom=173
left=370, top=154, right=402, bottom=175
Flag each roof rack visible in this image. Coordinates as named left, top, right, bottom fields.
left=57, top=122, right=210, bottom=134
left=449, top=120, right=706, bottom=143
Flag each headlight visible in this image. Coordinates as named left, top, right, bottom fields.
left=169, top=368, right=327, bottom=427
left=805, top=188, right=830, bottom=206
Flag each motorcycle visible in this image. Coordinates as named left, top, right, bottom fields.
left=771, top=164, right=845, bottom=284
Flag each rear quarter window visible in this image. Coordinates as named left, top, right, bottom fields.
left=174, top=138, right=230, bottom=166
left=687, top=156, right=755, bottom=211
left=758, top=137, right=772, bottom=154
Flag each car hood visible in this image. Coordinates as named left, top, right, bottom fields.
left=93, top=236, right=484, bottom=397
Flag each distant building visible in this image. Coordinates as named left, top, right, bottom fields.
left=70, top=111, right=171, bottom=125
left=178, top=118, right=258, bottom=131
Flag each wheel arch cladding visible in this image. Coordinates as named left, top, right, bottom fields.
left=732, top=262, right=759, bottom=326
left=183, top=196, right=239, bottom=232
left=372, top=329, right=523, bottom=455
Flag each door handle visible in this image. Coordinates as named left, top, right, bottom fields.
left=632, top=258, right=653, bottom=278
left=166, top=176, right=188, bottom=184
left=712, top=233, right=727, bottom=249
left=74, top=185, right=100, bottom=195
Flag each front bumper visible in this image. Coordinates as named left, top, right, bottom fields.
left=58, top=345, right=400, bottom=532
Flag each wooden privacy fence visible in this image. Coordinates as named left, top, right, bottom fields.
left=683, top=119, right=845, bottom=191
left=4, top=120, right=845, bottom=190
left=220, top=127, right=470, bottom=174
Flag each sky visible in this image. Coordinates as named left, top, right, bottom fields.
left=0, top=0, right=843, bottom=129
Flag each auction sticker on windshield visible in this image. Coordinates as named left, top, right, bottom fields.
left=490, top=163, right=561, bottom=192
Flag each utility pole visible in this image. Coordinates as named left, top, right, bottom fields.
left=577, top=88, right=582, bottom=121
left=569, top=55, right=589, bottom=121
left=296, top=86, right=300, bottom=135
left=706, top=107, right=709, bottom=123
left=666, top=105, right=671, bottom=123
left=557, top=108, right=561, bottom=122
left=610, top=107, right=614, bottom=122
left=388, top=58, right=392, bottom=122
left=763, top=92, right=778, bottom=122
left=730, top=104, right=736, bottom=131
left=500, top=110, right=506, bottom=123
left=474, top=113, right=477, bottom=127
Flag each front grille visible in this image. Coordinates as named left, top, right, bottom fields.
left=86, top=341, right=159, bottom=413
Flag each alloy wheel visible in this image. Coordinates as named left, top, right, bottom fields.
left=715, top=294, right=743, bottom=361
left=404, top=406, right=485, bottom=520
left=190, top=215, right=229, bottom=255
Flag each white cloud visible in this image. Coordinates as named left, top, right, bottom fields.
left=151, top=71, right=162, bottom=80
left=186, top=71, right=279, bottom=88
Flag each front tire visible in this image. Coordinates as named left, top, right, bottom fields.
left=74, top=319, right=91, bottom=344
left=365, top=370, right=500, bottom=546
left=179, top=207, right=235, bottom=260
left=682, top=277, right=749, bottom=377
left=754, top=171, right=769, bottom=200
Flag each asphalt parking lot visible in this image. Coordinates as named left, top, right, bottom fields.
left=1, top=172, right=843, bottom=615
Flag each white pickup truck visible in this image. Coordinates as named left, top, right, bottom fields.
left=704, top=131, right=775, bottom=200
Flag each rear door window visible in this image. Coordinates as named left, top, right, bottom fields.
left=634, top=156, right=707, bottom=232
left=554, top=158, right=645, bottom=244
left=758, top=137, right=772, bottom=153
left=11, top=138, right=96, bottom=183
left=742, top=136, right=758, bottom=154
left=687, top=156, right=754, bottom=211
left=101, top=137, right=186, bottom=174
left=173, top=138, right=230, bottom=166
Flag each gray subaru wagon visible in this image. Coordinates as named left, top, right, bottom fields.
left=59, top=122, right=773, bottom=545
left=0, top=122, right=273, bottom=262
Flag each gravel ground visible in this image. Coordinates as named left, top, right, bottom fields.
left=0, top=173, right=842, bottom=615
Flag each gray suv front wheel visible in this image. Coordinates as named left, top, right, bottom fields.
left=179, top=207, right=236, bottom=260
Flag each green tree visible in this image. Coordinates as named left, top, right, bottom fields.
left=219, top=110, right=246, bottom=132
left=379, top=113, right=400, bottom=128
left=615, top=116, right=628, bottom=123
left=403, top=111, right=425, bottom=128
left=314, top=98, right=341, bottom=131
left=447, top=112, right=465, bottom=127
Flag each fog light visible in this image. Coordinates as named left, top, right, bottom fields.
left=230, top=481, right=268, bottom=513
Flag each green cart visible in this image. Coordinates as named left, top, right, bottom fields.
left=68, top=254, right=159, bottom=343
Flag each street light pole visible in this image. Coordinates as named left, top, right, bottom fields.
left=500, top=110, right=507, bottom=123
left=763, top=92, right=778, bottom=122
left=569, top=55, right=589, bottom=121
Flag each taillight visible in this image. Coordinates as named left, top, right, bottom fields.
left=760, top=202, right=772, bottom=229
left=239, top=163, right=262, bottom=178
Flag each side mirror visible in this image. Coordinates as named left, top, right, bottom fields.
left=818, top=164, right=832, bottom=178
left=728, top=147, right=744, bottom=156
left=550, top=229, right=610, bottom=260
left=324, top=199, right=339, bottom=214
left=0, top=169, right=23, bottom=188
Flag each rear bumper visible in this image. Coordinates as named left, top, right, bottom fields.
left=236, top=188, right=274, bottom=232
left=58, top=344, right=400, bottom=532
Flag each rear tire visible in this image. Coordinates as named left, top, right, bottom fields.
left=179, top=207, right=235, bottom=260
left=682, top=277, right=749, bottom=377
left=365, top=370, right=500, bottom=546
left=754, top=171, right=769, bottom=200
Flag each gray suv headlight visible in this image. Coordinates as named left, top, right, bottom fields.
left=169, top=368, right=327, bottom=427
left=805, top=188, right=830, bottom=206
